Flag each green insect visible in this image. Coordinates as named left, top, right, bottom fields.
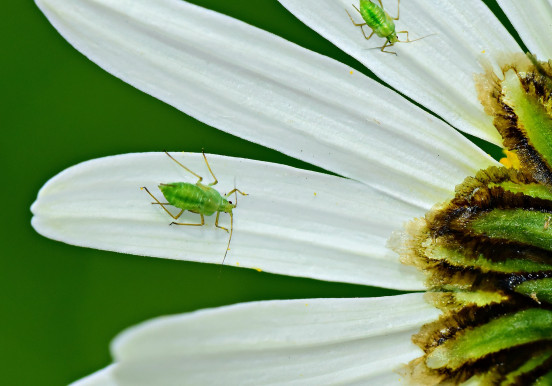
left=347, top=0, right=427, bottom=54
left=141, top=151, right=247, bottom=265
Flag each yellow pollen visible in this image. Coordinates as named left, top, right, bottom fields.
left=499, top=149, right=521, bottom=169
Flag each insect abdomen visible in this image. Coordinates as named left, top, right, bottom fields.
left=159, top=182, right=225, bottom=216
left=360, top=0, right=395, bottom=38
left=159, top=183, right=206, bottom=212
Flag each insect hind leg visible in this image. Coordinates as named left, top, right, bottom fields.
left=346, top=6, right=376, bottom=41
left=170, top=212, right=205, bottom=226
left=359, top=27, right=375, bottom=41
left=164, top=151, right=204, bottom=183
left=141, top=186, right=185, bottom=220
left=346, top=6, right=366, bottom=26
left=200, top=149, right=219, bottom=187
left=346, top=17, right=374, bottom=41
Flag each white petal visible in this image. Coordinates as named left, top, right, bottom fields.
left=497, top=0, right=552, bottom=60
left=70, top=366, right=117, bottom=386
left=36, top=0, right=497, bottom=209
left=31, top=153, right=426, bottom=289
left=106, top=294, right=438, bottom=385
left=279, top=0, right=521, bottom=145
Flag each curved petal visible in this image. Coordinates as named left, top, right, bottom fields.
left=100, top=294, right=438, bottom=385
left=36, top=0, right=498, bottom=209
left=497, top=0, right=552, bottom=60
left=279, top=0, right=521, bottom=145
left=70, top=366, right=117, bottom=386
left=31, top=152, right=426, bottom=289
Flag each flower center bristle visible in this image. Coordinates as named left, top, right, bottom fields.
left=400, top=54, right=552, bottom=384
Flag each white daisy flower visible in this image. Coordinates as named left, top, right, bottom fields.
left=31, top=0, right=552, bottom=384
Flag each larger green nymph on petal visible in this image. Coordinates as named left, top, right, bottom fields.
left=33, top=0, right=504, bottom=290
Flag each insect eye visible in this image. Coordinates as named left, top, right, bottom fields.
left=229, top=201, right=233, bottom=204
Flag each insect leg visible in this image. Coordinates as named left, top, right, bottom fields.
left=214, top=211, right=229, bottom=233
left=164, top=151, right=204, bottom=183
left=360, top=27, right=375, bottom=41
left=391, top=0, right=400, bottom=20
left=347, top=5, right=376, bottom=41
left=141, top=187, right=185, bottom=220
left=346, top=8, right=367, bottom=27
left=397, top=30, right=411, bottom=42
left=225, top=188, right=248, bottom=198
left=380, top=40, right=397, bottom=55
left=225, top=188, right=248, bottom=207
left=170, top=212, right=205, bottom=226
left=201, top=149, right=219, bottom=186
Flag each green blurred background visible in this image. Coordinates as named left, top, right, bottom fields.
left=3, top=0, right=515, bottom=384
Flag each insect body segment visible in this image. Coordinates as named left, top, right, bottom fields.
left=358, top=0, right=397, bottom=43
left=348, top=0, right=427, bottom=54
left=159, top=182, right=233, bottom=219
left=141, top=151, right=247, bottom=265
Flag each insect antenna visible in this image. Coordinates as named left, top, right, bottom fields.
left=221, top=212, right=233, bottom=266
left=396, top=32, right=435, bottom=44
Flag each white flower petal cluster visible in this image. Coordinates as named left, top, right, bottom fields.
left=31, top=0, right=548, bottom=383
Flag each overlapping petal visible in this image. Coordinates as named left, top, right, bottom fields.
left=31, top=152, right=427, bottom=289
left=31, top=0, right=528, bottom=383
left=72, top=294, right=439, bottom=385
left=497, top=0, right=552, bottom=60
left=71, top=366, right=117, bottom=386
left=278, top=0, right=520, bottom=145
left=36, top=0, right=498, bottom=210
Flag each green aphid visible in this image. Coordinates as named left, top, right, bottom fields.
left=141, top=151, right=247, bottom=265
left=347, top=0, right=427, bottom=54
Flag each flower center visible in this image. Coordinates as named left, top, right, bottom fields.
left=400, top=54, right=552, bottom=384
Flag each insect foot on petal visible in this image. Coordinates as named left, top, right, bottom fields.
left=391, top=54, right=552, bottom=384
